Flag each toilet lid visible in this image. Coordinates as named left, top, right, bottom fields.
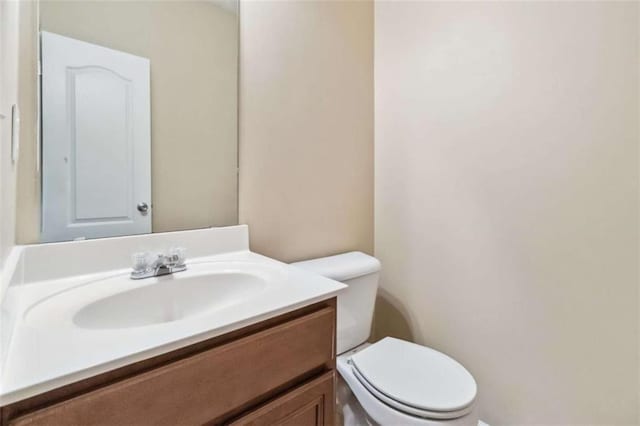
left=350, top=337, right=477, bottom=413
left=351, top=363, right=474, bottom=419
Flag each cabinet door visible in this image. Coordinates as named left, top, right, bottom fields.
left=229, top=372, right=335, bottom=426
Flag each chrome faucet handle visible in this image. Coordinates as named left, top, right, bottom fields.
left=167, top=247, right=187, bottom=267
left=161, top=253, right=179, bottom=268
left=132, top=252, right=152, bottom=273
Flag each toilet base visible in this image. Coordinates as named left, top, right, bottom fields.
left=337, top=373, right=375, bottom=426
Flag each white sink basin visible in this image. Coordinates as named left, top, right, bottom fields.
left=24, top=261, right=286, bottom=330
left=74, top=271, right=267, bottom=329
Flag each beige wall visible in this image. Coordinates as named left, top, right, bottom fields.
left=16, top=0, right=238, bottom=243
left=374, top=2, right=639, bottom=425
left=239, top=0, right=374, bottom=262
left=0, top=0, right=20, bottom=270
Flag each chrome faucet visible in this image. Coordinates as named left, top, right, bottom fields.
left=131, top=247, right=187, bottom=280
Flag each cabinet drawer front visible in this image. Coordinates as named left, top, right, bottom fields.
left=228, top=371, right=335, bottom=426
left=10, top=307, right=335, bottom=426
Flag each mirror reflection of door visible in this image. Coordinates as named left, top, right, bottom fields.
left=41, top=31, right=151, bottom=242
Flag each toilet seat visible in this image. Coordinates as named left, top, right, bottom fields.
left=349, top=337, right=477, bottom=419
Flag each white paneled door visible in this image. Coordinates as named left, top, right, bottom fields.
left=41, top=31, right=151, bottom=242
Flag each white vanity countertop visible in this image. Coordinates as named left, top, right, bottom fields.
left=0, top=247, right=345, bottom=405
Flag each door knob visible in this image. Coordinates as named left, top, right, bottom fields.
left=137, top=202, right=149, bottom=214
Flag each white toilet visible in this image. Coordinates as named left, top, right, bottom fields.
left=293, top=252, right=480, bottom=426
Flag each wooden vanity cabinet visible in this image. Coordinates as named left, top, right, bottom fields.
left=1, top=298, right=337, bottom=426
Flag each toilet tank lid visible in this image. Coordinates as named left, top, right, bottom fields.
left=292, top=252, right=381, bottom=281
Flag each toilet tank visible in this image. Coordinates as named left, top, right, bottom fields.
left=292, top=252, right=381, bottom=355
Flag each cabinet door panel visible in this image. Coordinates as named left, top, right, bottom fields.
left=229, top=372, right=335, bottom=426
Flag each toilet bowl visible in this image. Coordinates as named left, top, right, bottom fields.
left=293, top=252, right=480, bottom=426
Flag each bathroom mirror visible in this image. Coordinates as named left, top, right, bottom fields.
left=21, top=0, right=239, bottom=243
